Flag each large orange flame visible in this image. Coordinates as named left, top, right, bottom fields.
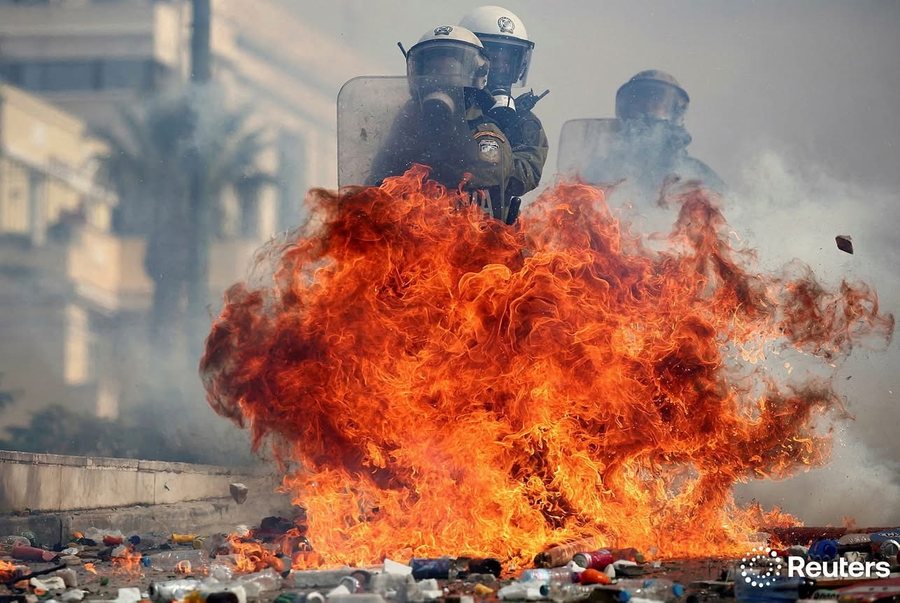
left=201, top=167, right=893, bottom=567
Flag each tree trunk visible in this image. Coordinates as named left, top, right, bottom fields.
left=190, top=0, right=211, bottom=82
left=187, top=0, right=212, bottom=361
left=151, top=275, right=183, bottom=351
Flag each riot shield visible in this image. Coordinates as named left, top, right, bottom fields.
left=557, top=118, right=647, bottom=187
left=557, top=118, right=724, bottom=196
left=337, top=76, right=468, bottom=189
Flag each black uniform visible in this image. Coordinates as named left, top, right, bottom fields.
left=370, top=88, right=543, bottom=223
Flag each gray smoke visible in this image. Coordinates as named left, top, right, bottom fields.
left=725, top=149, right=900, bottom=525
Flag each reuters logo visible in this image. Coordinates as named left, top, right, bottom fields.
left=740, top=546, right=783, bottom=588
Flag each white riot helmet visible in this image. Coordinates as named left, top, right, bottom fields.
left=616, top=70, right=690, bottom=126
left=459, top=5, right=534, bottom=91
left=406, top=25, right=490, bottom=94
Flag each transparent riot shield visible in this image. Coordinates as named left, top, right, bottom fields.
left=557, top=118, right=631, bottom=186
left=557, top=118, right=724, bottom=196
left=337, top=76, right=468, bottom=188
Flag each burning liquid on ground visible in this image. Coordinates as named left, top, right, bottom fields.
left=201, top=166, right=893, bottom=568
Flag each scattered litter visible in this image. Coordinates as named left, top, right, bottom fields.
left=382, top=559, right=412, bottom=577
left=59, top=589, right=86, bottom=602
left=11, top=545, right=58, bottom=563
left=29, top=576, right=66, bottom=593
left=5, top=521, right=900, bottom=603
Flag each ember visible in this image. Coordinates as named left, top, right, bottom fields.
left=0, top=559, right=17, bottom=582
left=201, top=167, right=893, bottom=566
left=111, top=546, right=143, bottom=577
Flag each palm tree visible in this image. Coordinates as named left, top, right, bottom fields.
left=96, top=89, right=272, bottom=350
left=0, top=375, right=15, bottom=411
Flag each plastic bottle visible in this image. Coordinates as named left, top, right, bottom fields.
left=149, top=578, right=204, bottom=601
left=231, top=568, right=282, bottom=596
left=288, top=568, right=356, bottom=589
left=614, top=578, right=685, bottom=602
left=145, top=549, right=207, bottom=572
left=148, top=579, right=247, bottom=603
left=534, top=538, right=603, bottom=568
left=543, top=583, right=602, bottom=602
left=519, top=568, right=580, bottom=586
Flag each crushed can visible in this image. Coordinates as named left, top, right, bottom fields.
left=877, top=539, right=900, bottom=562
left=870, top=530, right=900, bottom=562
left=572, top=549, right=614, bottom=570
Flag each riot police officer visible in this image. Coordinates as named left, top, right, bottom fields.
left=370, top=25, right=520, bottom=223
left=459, top=6, right=549, bottom=209
left=614, top=69, right=724, bottom=193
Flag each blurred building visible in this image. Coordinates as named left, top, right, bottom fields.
left=0, top=82, right=116, bottom=428
left=0, top=0, right=373, bottom=228
left=0, top=0, right=376, bottom=437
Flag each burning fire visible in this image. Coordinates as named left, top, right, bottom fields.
left=0, top=559, right=18, bottom=582
left=84, top=562, right=97, bottom=574
left=111, top=547, right=143, bottom=576
left=201, top=167, right=893, bottom=566
left=227, top=534, right=285, bottom=573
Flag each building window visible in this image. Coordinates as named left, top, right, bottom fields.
left=0, top=59, right=161, bottom=92
left=100, top=59, right=155, bottom=90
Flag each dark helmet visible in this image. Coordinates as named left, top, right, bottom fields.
left=615, top=70, right=690, bottom=126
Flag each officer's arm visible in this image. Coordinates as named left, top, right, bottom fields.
left=505, top=110, right=549, bottom=196
left=463, top=124, right=513, bottom=191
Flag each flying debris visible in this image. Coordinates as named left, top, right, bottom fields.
left=230, top=483, right=249, bottom=505
left=835, top=235, right=854, bottom=254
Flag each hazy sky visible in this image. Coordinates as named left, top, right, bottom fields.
left=286, top=1, right=900, bottom=523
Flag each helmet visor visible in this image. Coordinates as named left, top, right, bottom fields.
left=616, top=80, right=688, bottom=124
left=481, top=38, right=533, bottom=89
left=407, top=41, right=489, bottom=92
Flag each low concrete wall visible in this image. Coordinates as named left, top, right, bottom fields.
left=0, top=451, right=296, bottom=547
left=0, top=450, right=277, bottom=512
